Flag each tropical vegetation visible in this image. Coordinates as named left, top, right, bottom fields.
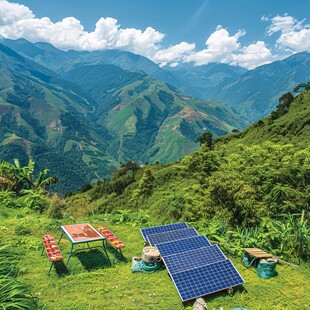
left=0, top=58, right=309, bottom=307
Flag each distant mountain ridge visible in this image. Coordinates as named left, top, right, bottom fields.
left=205, top=52, right=310, bottom=122
left=3, top=39, right=310, bottom=125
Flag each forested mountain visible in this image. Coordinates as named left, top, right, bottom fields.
left=63, top=62, right=247, bottom=163
left=70, top=87, right=309, bottom=262
left=166, top=63, right=247, bottom=99
left=4, top=39, right=310, bottom=126
left=2, top=38, right=184, bottom=90
left=0, top=43, right=116, bottom=192
left=0, top=42, right=245, bottom=192
left=205, top=52, right=310, bottom=122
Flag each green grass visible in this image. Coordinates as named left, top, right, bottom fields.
left=1, top=207, right=309, bottom=310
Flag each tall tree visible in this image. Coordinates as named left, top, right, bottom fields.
left=195, top=132, right=213, bottom=149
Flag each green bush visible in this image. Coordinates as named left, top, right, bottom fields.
left=14, top=225, right=32, bottom=236
left=46, top=194, right=65, bottom=219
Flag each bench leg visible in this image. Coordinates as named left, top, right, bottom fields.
left=65, top=244, right=74, bottom=268
left=47, top=262, right=54, bottom=275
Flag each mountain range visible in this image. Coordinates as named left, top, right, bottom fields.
left=0, top=38, right=309, bottom=192
left=0, top=40, right=246, bottom=192
left=4, top=39, right=310, bottom=122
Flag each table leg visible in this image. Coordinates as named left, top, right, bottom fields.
left=65, top=243, right=74, bottom=268
left=102, top=241, right=112, bottom=266
left=58, top=231, right=64, bottom=244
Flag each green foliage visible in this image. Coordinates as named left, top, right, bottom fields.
left=18, top=189, right=50, bottom=212
left=293, top=81, right=310, bottom=92
left=0, top=191, right=17, bottom=208
left=0, top=158, right=58, bottom=194
left=131, top=169, right=155, bottom=206
left=270, top=92, right=294, bottom=120
left=216, top=88, right=310, bottom=149
left=181, top=146, right=220, bottom=183
left=14, top=225, right=32, bottom=235
left=194, top=132, right=213, bottom=149
left=46, top=193, right=65, bottom=219
left=0, top=245, right=37, bottom=309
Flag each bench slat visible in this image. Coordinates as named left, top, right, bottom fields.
left=98, top=227, right=125, bottom=249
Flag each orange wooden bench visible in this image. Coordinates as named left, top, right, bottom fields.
left=42, top=234, right=63, bottom=274
left=98, top=227, right=125, bottom=262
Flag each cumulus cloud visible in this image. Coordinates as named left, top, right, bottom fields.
left=263, top=14, right=310, bottom=52
left=152, top=42, right=196, bottom=67
left=185, top=26, right=246, bottom=65
left=0, top=0, right=33, bottom=25
left=3, top=0, right=308, bottom=69
left=231, top=41, right=272, bottom=69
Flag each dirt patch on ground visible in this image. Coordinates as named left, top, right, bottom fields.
left=113, top=103, right=125, bottom=111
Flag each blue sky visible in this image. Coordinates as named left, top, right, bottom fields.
left=0, top=0, right=309, bottom=69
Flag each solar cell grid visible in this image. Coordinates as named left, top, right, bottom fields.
left=140, top=222, right=188, bottom=241
left=147, top=227, right=198, bottom=246
left=171, top=259, right=245, bottom=301
left=156, top=235, right=211, bottom=257
left=163, top=245, right=226, bottom=274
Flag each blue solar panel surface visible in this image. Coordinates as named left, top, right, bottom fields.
left=171, top=259, right=245, bottom=301
left=140, top=222, right=188, bottom=241
left=163, top=245, right=226, bottom=275
left=156, top=235, right=211, bottom=257
left=147, top=227, right=198, bottom=246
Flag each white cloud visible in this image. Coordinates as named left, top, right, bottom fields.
left=263, top=14, right=310, bottom=52
left=152, top=42, right=195, bottom=67
left=0, top=0, right=167, bottom=58
left=4, top=1, right=309, bottom=70
left=265, top=14, right=305, bottom=35
left=277, top=28, right=310, bottom=52
left=185, top=26, right=246, bottom=65
left=231, top=41, right=272, bottom=69
left=0, top=0, right=33, bottom=25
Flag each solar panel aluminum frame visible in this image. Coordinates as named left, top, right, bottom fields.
left=162, top=245, right=227, bottom=275
left=140, top=222, right=189, bottom=241
left=147, top=227, right=199, bottom=246
left=170, top=259, right=245, bottom=302
left=156, top=235, right=211, bottom=258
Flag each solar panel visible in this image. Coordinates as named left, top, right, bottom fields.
left=171, top=259, right=245, bottom=302
left=156, top=235, right=211, bottom=257
left=140, top=222, right=189, bottom=241
left=162, top=245, right=226, bottom=275
left=147, top=227, right=198, bottom=246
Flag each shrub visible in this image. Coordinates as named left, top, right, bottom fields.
left=46, top=194, right=65, bottom=219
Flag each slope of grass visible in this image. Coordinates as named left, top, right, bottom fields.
left=1, top=207, right=309, bottom=310
left=216, top=89, right=310, bottom=151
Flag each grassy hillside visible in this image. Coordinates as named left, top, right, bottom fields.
left=216, top=88, right=310, bottom=150
left=1, top=88, right=309, bottom=309
left=1, top=207, right=309, bottom=309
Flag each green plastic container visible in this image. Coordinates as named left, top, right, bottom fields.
left=131, top=258, right=162, bottom=273
left=257, top=259, right=278, bottom=279
left=241, top=252, right=256, bottom=267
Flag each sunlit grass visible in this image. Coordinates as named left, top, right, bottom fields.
left=1, top=207, right=309, bottom=309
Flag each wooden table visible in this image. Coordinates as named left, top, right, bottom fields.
left=59, top=223, right=111, bottom=268
left=243, top=248, right=273, bottom=259
left=242, top=248, right=273, bottom=267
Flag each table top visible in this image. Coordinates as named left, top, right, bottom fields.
left=244, top=248, right=273, bottom=258
left=61, top=223, right=105, bottom=244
